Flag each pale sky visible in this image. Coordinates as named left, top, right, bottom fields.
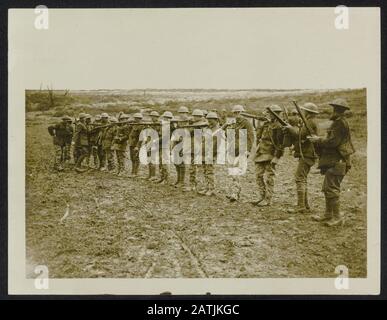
left=9, top=8, right=380, bottom=90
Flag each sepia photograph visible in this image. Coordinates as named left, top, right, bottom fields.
left=8, top=7, right=380, bottom=295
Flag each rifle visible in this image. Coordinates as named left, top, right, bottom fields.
left=282, top=105, right=289, bottom=122
left=292, top=100, right=319, bottom=158
left=266, top=107, right=289, bottom=127
left=178, top=121, right=209, bottom=129
left=240, top=112, right=268, bottom=121
left=292, top=101, right=313, bottom=135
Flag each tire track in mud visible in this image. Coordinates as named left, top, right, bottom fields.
left=120, top=182, right=208, bottom=278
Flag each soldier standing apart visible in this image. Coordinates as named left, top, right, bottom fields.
left=73, top=113, right=91, bottom=172
left=183, top=109, right=207, bottom=192
left=48, top=115, right=74, bottom=171
left=308, top=99, right=354, bottom=226
left=101, top=117, right=117, bottom=172
left=198, top=111, right=220, bottom=196
left=112, top=113, right=130, bottom=176
left=283, top=103, right=319, bottom=213
left=128, top=113, right=144, bottom=177
left=226, top=105, right=254, bottom=202
left=253, top=105, right=286, bottom=206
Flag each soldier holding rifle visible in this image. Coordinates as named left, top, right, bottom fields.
left=226, top=105, right=254, bottom=202
left=253, top=105, right=292, bottom=207
left=283, top=102, right=320, bottom=213
left=112, top=113, right=131, bottom=176
left=127, top=113, right=145, bottom=177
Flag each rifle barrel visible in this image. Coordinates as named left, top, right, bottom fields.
left=266, top=107, right=288, bottom=127
left=292, top=101, right=313, bottom=135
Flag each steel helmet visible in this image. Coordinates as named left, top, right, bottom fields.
left=133, top=113, right=143, bottom=119
left=119, top=113, right=130, bottom=120
left=329, top=98, right=350, bottom=111
left=150, top=111, right=160, bottom=117
left=85, top=114, right=92, bottom=119
left=192, top=109, right=204, bottom=117
left=162, top=111, right=173, bottom=119
left=95, top=115, right=102, bottom=121
left=78, top=112, right=87, bottom=119
left=178, top=106, right=189, bottom=114
left=269, top=105, right=282, bottom=113
left=232, top=105, right=245, bottom=113
left=101, top=113, right=109, bottom=118
left=62, top=115, right=72, bottom=122
left=109, top=117, right=118, bottom=123
left=301, top=102, right=319, bottom=114
left=206, top=112, right=218, bottom=119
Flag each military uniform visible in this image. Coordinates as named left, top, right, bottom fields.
left=101, top=125, right=117, bottom=171
left=199, top=119, right=220, bottom=195
left=48, top=119, right=74, bottom=170
left=287, top=114, right=319, bottom=212
left=254, top=118, right=286, bottom=205
left=187, top=119, right=208, bottom=191
left=73, top=120, right=90, bottom=171
left=171, top=126, right=186, bottom=188
left=225, top=113, right=254, bottom=201
left=112, top=123, right=130, bottom=174
left=88, top=122, right=101, bottom=168
left=313, top=113, right=353, bottom=225
left=128, top=123, right=144, bottom=176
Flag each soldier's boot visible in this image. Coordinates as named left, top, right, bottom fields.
left=179, top=166, right=186, bottom=188
left=129, top=163, right=137, bottom=177
left=249, top=190, right=265, bottom=206
left=148, top=165, right=156, bottom=181
left=325, top=198, right=345, bottom=227
left=257, top=198, right=271, bottom=207
left=197, top=183, right=208, bottom=195
left=257, top=190, right=272, bottom=207
left=149, top=176, right=159, bottom=182
left=312, top=197, right=333, bottom=222
left=205, top=183, right=215, bottom=196
left=304, top=188, right=311, bottom=211
left=174, top=167, right=181, bottom=187
left=295, top=184, right=307, bottom=213
left=75, top=153, right=88, bottom=172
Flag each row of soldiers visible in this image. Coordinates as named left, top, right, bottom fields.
left=48, top=98, right=354, bottom=226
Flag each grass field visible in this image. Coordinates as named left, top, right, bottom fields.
left=25, top=88, right=367, bottom=278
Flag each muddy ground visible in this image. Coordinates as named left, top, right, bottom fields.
left=25, top=108, right=367, bottom=279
